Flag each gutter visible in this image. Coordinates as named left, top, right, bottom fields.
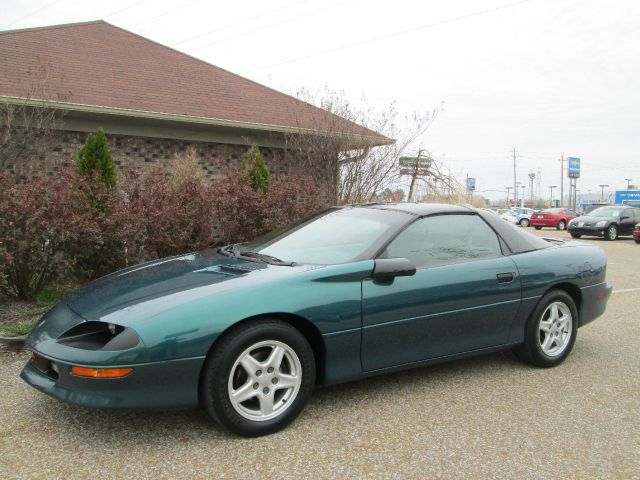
left=0, top=95, right=395, bottom=147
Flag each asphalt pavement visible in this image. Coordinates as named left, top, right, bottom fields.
left=0, top=228, right=638, bottom=479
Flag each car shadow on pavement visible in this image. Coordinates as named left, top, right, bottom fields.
left=26, top=349, right=525, bottom=442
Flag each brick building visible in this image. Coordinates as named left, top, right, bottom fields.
left=0, top=21, right=390, bottom=200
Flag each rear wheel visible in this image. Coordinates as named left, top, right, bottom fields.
left=605, top=224, right=618, bottom=241
left=534, top=226, right=542, bottom=230
left=201, top=320, right=316, bottom=436
left=570, top=233, right=582, bottom=239
left=519, top=218, right=530, bottom=227
left=557, top=220, right=566, bottom=231
left=635, top=238, right=640, bottom=244
left=513, top=290, right=578, bottom=368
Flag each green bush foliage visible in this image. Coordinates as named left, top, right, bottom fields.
left=242, top=144, right=270, bottom=194
left=76, top=128, right=117, bottom=188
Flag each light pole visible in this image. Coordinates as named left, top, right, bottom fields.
left=520, top=184, right=526, bottom=206
left=528, top=172, right=536, bottom=202
left=505, top=186, right=513, bottom=205
left=549, top=185, right=557, bottom=207
left=599, top=184, right=609, bottom=202
left=625, top=178, right=633, bottom=190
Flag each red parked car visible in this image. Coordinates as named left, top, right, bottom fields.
left=634, top=223, right=640, bottom=243
left=531, top=208, right=577, bottom=231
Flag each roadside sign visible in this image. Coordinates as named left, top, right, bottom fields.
left=567, top=157, right=581, bottom=178
left=399, top=156, right=431, bottom=169
left=400, top=168, right=430, bottom=176
left=614, top=190, right=640, bottom=204
left=466, top=177, right=476, bottom=190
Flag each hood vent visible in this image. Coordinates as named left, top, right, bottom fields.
left=194, top=263, right=263, bottom=275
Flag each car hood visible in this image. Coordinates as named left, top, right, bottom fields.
left=572, top=215, right=616, bottom=223
left=67, top=249, right=311, bottom=322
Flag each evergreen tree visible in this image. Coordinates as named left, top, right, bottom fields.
left=242, top=144, right=270, bottom=194
left=76, top=128, right=117, bottom=188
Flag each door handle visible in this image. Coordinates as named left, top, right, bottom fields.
left=496, top=272, right=514, bottom=284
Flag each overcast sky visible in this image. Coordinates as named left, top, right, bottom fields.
left=3, top=0, right=639, bottom=201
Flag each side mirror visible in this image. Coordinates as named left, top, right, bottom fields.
left=620, top=216, right=629, bottom=220
left=372, top=258, right=416, bottom=279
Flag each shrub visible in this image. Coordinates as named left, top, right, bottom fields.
left=242, top=144, right=270, bottom=194
left=213, top=170, right=324, bottom=244
left=76, top=127, right=117, bottom=188
left=118, top=155, right=216, bottom=264
left=0, top=171, right=102, bottom=299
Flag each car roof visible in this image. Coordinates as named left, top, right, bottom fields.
left=349, top=202, right=472, bottom=216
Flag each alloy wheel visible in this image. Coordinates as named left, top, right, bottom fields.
left=227, top=340, right=302, bottom=422
left=606, top=225, right=618, bottom=241
left=537, top=302, right=573, bottom=357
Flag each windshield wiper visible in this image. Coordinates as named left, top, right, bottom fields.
left=240, top=251, right=295, bottom=266
left=218, top=244, right=294, bottom=266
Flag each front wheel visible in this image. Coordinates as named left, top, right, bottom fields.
left=534, top=226, right=542, bottom=230
left=605, top=224, right=618, bottom=241
left=570, top=233, right=582, bottom=239
left=519, top=218, right=530, bottom=227
left=557, top=220, right=566, bottom=231
left=513, top=290, right=578, bottom=368
left=201, top=320, right=316, bottom=436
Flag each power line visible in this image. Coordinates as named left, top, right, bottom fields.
left=189, top=0, right=355, bottom=52
left=241, top=0, right=536, bottom=74
left=173, top=0, right=312, bottom=46
left=104, top=0, right=151, bottom=20
left=3, top=0, right=61, bottom=29
left=128, top=0, right=205, bottom=28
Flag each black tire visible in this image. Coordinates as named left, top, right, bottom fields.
left=512, top=290, right=578, bottom=368
left=556, top=220, right=566, bottom=231
left=605, top=224, right=618, bottom=241
left=635, top=238, right=640, bottom=244
left=534, top=226, right=542, bottom=230
left=201, top=320, right=316, bottom=437
left=570, top=233, right=582, bottom=239
left=519, top=218, right=530, bottom=227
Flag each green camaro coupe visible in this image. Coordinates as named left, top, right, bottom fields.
left=22, top=203, right=612, bottom=436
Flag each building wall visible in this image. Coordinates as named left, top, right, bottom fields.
left=2, top=128, right=336, bottom=203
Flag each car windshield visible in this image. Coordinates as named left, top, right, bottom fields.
left=542, top=208, right=563, bottom=213
left=238, top=207, right=410, bottom=265
left=589, top=207, right=621, bottom=217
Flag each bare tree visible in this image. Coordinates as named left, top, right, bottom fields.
left=0, top=60, right=67, bottom=176
left=284, top=86, right=441, bottom=204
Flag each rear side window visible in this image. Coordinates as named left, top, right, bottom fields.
left=382, top=214, right=502, bottom=268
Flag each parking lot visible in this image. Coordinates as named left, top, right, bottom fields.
left=0, top=228, right=638, bottom=479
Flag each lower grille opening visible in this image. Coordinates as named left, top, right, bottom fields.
left=30, top=353, right=59, bottom=380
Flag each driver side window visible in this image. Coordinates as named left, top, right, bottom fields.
left=382, top=214, right=502, bottom=269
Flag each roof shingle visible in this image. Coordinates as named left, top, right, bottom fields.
left=0, top=20, right=388, bottom=142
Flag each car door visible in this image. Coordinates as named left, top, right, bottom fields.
left=361, top=213, right=522, bottom=372
left=620, top=208, right=636, bottom=235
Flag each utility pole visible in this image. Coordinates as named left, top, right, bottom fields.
left=558, top=155, right=564, bottom=207
left=625, top=178, right=633, bottom=189
left=512, top=148, right=517, bottom=209
left=599, top=184, right=609, bottom=202
left=528, top=172, right=536, bottom=203
left=520, top=184, right=526, bottom=206
left=505, top=186, right=513, bottom=205
left=549, top=185, right=557, bottom=207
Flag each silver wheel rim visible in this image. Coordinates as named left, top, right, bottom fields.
left=608, top=225, right=617, bottom=240
left=558, top=221, right=566, bottom=230
left=227, top=340, right=302, bottom=422
left=538, top=302, right=572, bottom=357
left=521, top=219, right=529, bottom=227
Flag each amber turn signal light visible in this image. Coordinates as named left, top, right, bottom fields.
left=70, top=366, right=133, bottom=378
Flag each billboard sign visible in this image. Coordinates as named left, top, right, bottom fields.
left=567, top=157, right=581, bottom=178
left=614, top=190, right=640, bottom=205
left=399, top=156, right=431, bottom=169
left=466, top=177, right=476, bottom=190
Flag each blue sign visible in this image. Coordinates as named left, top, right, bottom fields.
left=567, top=157, right=581, bottom=178
left=614, top=190, right=640, bottom=204
left=466, top=177, right=476, bottom=190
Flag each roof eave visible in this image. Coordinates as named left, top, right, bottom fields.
left=0, top=96, right=395, bottom=148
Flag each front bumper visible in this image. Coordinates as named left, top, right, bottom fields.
left=21, top=352, right=205, bottom=409
left=568, top=226, right=605, bottom=237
